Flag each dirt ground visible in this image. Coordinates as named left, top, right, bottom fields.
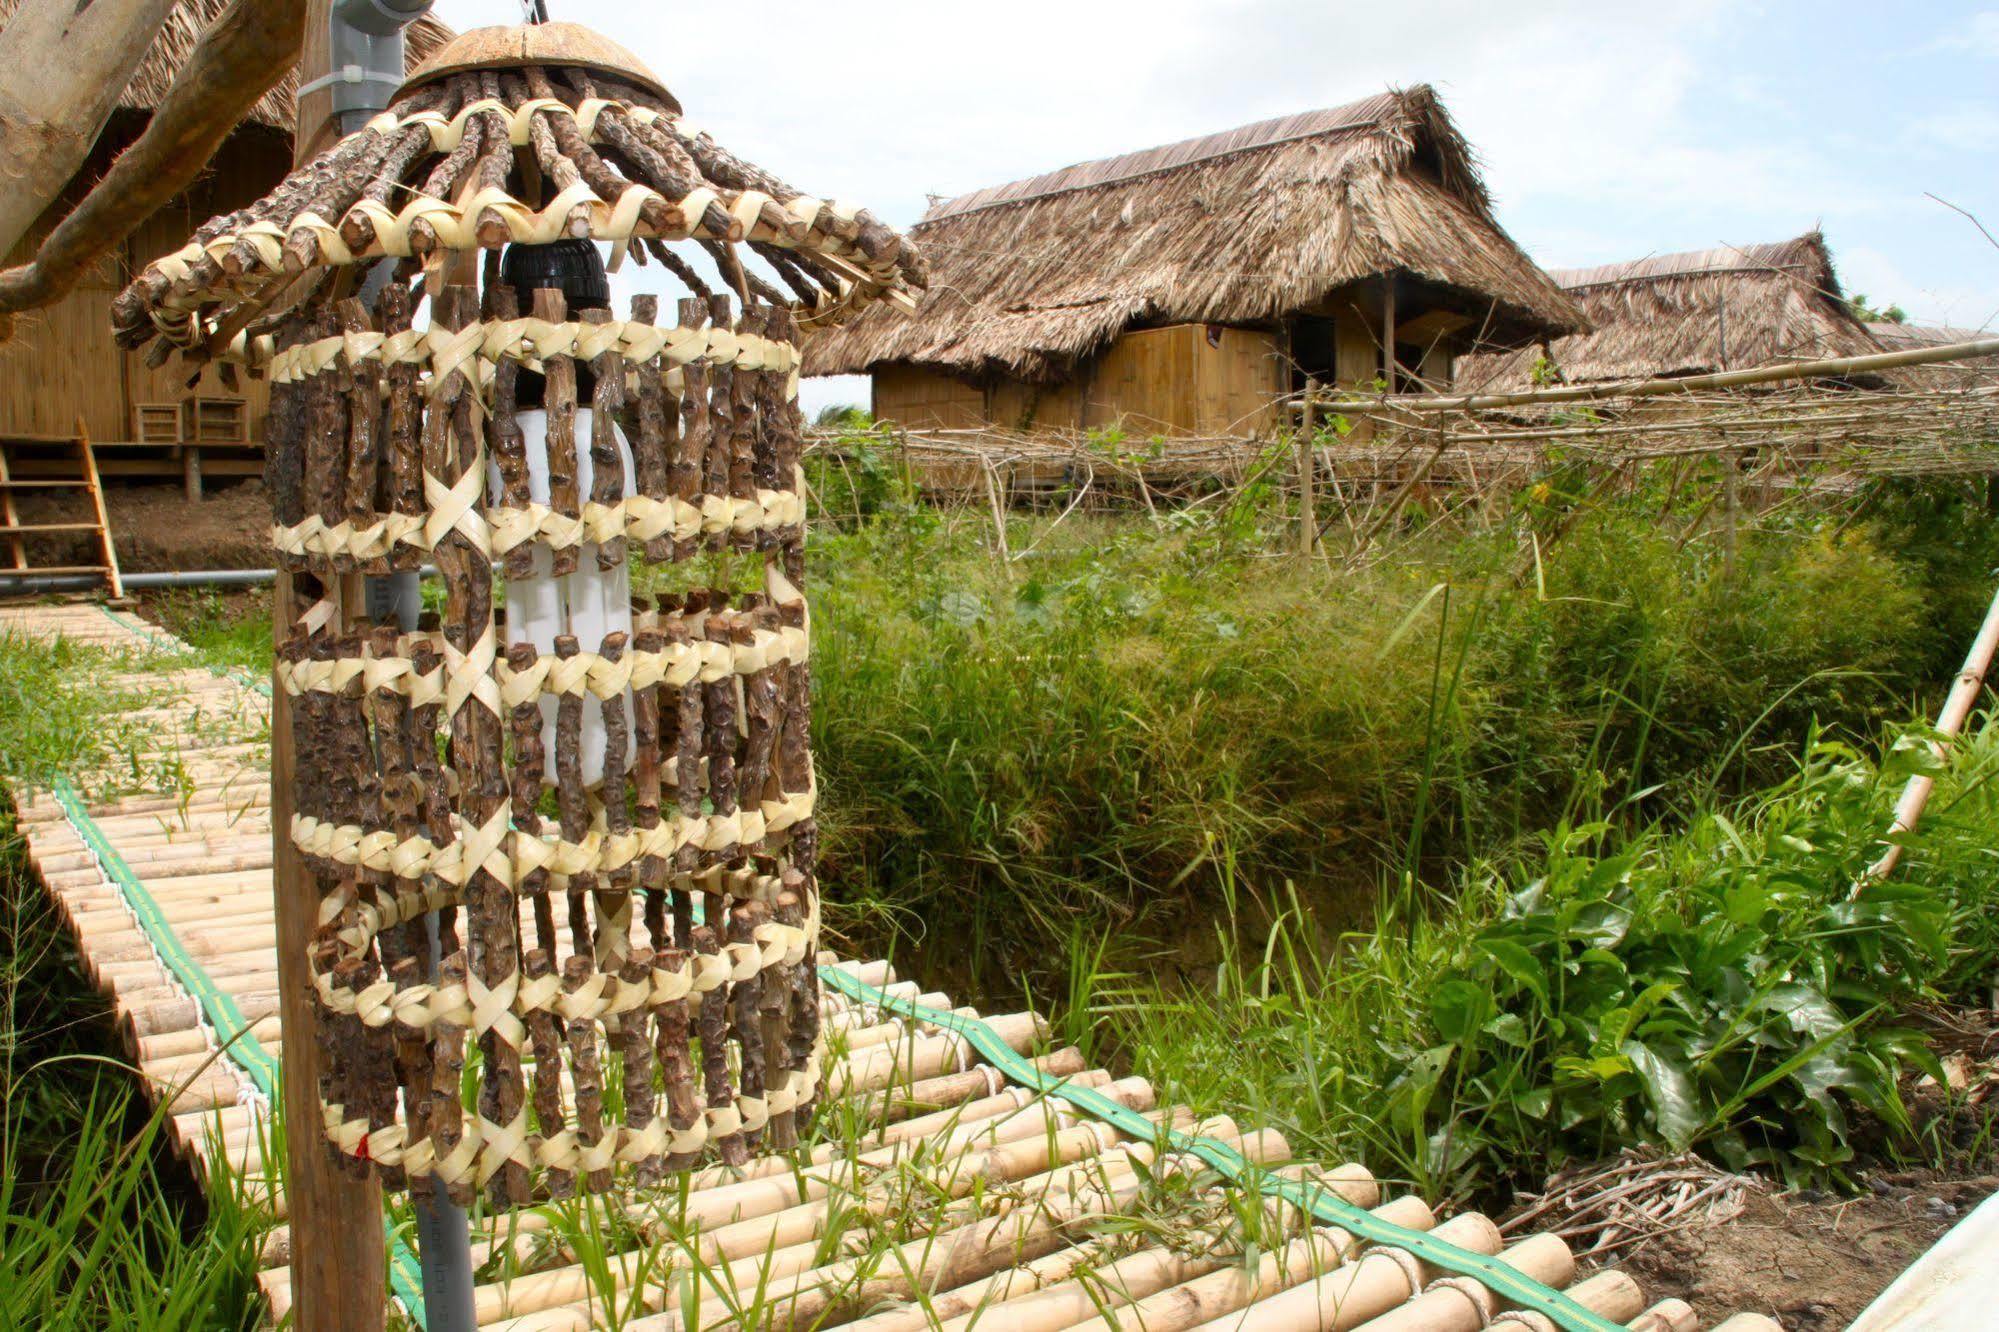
left=19, top=480, right=269, bottom=573
left=1621, top=1170, right=1995, bottom=1328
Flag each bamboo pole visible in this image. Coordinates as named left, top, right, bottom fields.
left=1322, top=336, right=1999, bottom=414
left=1299, top=377, right=1318, bottom=556
left=1854, top=575, right=1999, bottom=893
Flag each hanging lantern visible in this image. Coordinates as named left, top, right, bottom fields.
left=113, top=21, right=923, bottom=1208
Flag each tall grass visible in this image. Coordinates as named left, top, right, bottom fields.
left=808, top=473, right=1991, bottom=989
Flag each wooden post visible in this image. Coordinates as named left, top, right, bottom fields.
left=1721, top=446, right=1740, bottom=577
left=0, top=446, right=24, bottom=570
left=1298, top=376, right=1318, bottom=556
left=1382, top=277, right=1398, bottom=393
left=182, top=445, right=203, bottom=501
left=272, top=4, right=386, bottom=1327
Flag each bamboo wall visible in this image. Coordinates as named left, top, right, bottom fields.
left=0, top=126, right=287, bottom=446
left=872, top=323, right=1287, bottom=437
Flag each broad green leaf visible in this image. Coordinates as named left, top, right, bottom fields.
left=1477, top=937, right=1551, bottom=1008
left=1622, top=1040, right=1703, bottom=1149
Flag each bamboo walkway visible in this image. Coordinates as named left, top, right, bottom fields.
left=0, top=600, right=1784, bottom=1332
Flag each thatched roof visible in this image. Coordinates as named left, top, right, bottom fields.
left=1866, top=320, right=1995, bottom=351
left=807, top=86, right=1588, bottom=382
left=1456, top=233, right=1885, bottom=392
left=0, top=0, right=452, bottom=133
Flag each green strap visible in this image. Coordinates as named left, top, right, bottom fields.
left=49, top=777, right=428, bottom=1325
left=94, top=604, right=271, bottom=697
left=816, top=965, right=1625, bottom=1332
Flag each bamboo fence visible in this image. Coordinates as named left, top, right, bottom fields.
left=816, top=346, right=1999, bottom=542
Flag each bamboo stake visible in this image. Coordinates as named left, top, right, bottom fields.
left=1855, top=575, right=1999, bottom=893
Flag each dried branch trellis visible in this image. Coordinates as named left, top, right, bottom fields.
left=821, top=364, right=1999, bottom=515
left=115, top=22, right=921, bottom=1208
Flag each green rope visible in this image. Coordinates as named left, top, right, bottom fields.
left=49, top=777, right=428, bottom=1325
left=816, top=966, right=1625, bottom=1332
left=94, top=604, right=271, bottom=697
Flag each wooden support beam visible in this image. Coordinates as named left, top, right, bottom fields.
left=271, top=5, right=385, bottom=1328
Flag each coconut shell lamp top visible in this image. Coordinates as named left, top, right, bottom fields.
left=109, top=22, right=921, bottom=1211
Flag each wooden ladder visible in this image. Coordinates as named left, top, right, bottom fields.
left=0, top=420, right=126, bottom=600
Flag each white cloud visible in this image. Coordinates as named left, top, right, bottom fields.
left=1910, top=104, right=1999, bottom=154
left=1939, top=10, right=1999, bottom=57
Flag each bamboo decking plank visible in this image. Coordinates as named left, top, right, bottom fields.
left=0, top=602, right=1771, bottom=1332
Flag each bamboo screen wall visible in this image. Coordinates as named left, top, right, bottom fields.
left=0, top=127, right=286, bottom=442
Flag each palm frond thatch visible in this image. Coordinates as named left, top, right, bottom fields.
left=0, top=0, right=453, bottom=133
left=1456, top=233, right=1885, bottom=392
left=806, top=86, right=1589, bottom=383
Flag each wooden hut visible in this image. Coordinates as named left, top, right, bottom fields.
left=1456, top=233, right=1886, bottom=393
left=0, top=0, right=447, bottom=485
left=807, top=87, right=1588, bottom=436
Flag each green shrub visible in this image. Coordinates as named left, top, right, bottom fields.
left=1095, top=718, right=1999, bottom=1202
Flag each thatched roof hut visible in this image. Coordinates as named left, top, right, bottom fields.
left=809, top=87, right=1587, bottom=435
left=0, top=1, right=448, bottom=474
left=1456, top=233, right=1885, bottom=393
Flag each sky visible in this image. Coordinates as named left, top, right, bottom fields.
left=435, top=0, right=1999, bottom=416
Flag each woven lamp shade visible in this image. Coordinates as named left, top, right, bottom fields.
left=112, top=21, right=922, bottom=1209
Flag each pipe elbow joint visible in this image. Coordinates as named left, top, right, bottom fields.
left=333, top=0, right=435, bottom=38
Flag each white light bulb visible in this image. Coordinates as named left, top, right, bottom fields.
left=491, top=407, right=637, bottom=787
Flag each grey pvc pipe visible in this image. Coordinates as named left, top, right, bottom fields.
left=0, top=566, right=440, bottom=594
left=324, top=0, right=436, bottom=132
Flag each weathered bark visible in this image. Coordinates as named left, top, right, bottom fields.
left=653, top=946, right=699, bottom=1172
left=378, top=281, right=425, bottom=552
left=779, top=871, right=820, bottom=1129
left=667, top=598, right=704, bottom=891
left=671, top=298, right=709, bottom=562
left=521, top=947, right=571, bottom=1198
left=562, top=955, right=612, bottom=1193
left=595, top=630, right=633, bottom=968
left=728, top=902, right=768, bottom=1152
left=535, top=286, right=581, bottom=578
left=702, top=294, right=734, bottom=525
left=769, top=887, right=806, bottom=1149
left=429, top=951, right=473, bottom=1206
left=504, top=641, right=557, bottom=954
left=337, top=299, right=381, bottom=537
left=631, top=627, right=668, bottom=950
left=489, top=286, right=534, bottom=579
left=727, top=303, right=762, bottom=549
left=551, top=634, right=595, bottom=960
left=619, top=947, right=661, bottom=1184
left=583, top=307, right=628, bottom=568
left=693, top=923, right=745, bottom=1166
